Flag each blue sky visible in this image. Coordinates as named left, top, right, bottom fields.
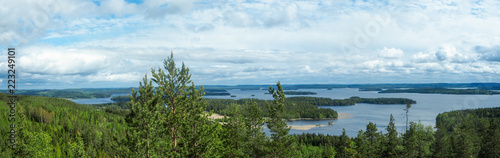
left=1, top=0, right=500, bottom=89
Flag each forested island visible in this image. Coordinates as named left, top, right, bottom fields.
left=358, top=88, right=382, bottom=91
left=110, top=95, right=130, bottom=102
left=265, top=91, right=317, bottom=95
left=379, top=88, right=500, bottom=95
left=286, top=96, right=416, bottom=106
left=203, top=89, right=231, bottom=96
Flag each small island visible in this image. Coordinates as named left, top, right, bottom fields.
left=359, top=88, right=382, bottom=91
left=203, top=89, right=231, bottom=96
left=266, top=91, right=317, bottom=95
left=379, top=88, right=500, bottom=95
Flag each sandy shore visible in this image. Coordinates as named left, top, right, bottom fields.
left=289, top=125, right=327, bottom=130
left=338, top=113, right=353, bottom=119
left=287, top=117, right=337, bottom=121
left=208, top=113, right=226, bottom=119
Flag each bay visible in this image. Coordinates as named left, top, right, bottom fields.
left=70, top=93, right=130, bottom=105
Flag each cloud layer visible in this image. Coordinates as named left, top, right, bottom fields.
left=1, top=0, right=500, bottom=89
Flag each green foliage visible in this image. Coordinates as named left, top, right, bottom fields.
left=148, top=52, right=220, bottom=157
left=434, top=107, right=500, bottom=158
left=23, top=131, right=54, bottom=157
left=382, top=114, right=403, bottom=158
left=402, top=121, right=434, bottom=157
left=110, top=95, right=131, bottom=102
left=68, top=132, right=88, bottom=158
left=0, top=92, right=129, bottom=157
left=266, top=81, right=296, bottom=157
left=203, top=89, right=231, bottom=96
left=287, top=96, right=416, bottom=106
left=126, top=74, right=167, bottom=157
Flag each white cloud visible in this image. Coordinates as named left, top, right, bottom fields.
left=2, top=0, right=500, bottom=88
left=19, top=46, right=110, bottom=75
left=378, top=47, right=404, bottom=59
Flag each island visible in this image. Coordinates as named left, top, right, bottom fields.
left=287, top=96, right=416, bottom=106
left=379, top=88, right=500, bottom=95
left=265, top=91, right=317, bottom=95
left=358, top=88, right=382, bottom=91
left=203, top=89, right=231, bottom=96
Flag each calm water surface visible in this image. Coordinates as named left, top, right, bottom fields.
left=70, top=93, right=129, bottom=104
left=72, top=89, right=500, bottom=137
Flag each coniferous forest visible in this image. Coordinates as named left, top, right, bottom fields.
left=1, top=54, right=500, bottom=157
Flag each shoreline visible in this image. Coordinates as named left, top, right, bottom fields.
left=289, top=124, right=327, bottom=130
left=287, top=117, right=337, bottom=121
left=207, top=112, right=353, bottom=121
left=338, top=113, right=353, bottom=119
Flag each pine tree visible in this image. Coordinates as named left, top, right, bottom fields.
left=364, top=121, right=380, bottom=157
left=354, top=129, right=368, bottom=157
left=151, top=52, right=188, bottom=154
left=68, top=131, right=88, bottom=158
left=223, top=103, right=246, bottom=157
left=178, top=84, right=217, bottom=157
left=244, top=100, right=268, bottom=157
left=266, top=81, right=295, bottom=158
left=401, top=121, right=434, bottom=157
left=126, top=74, right=165, bottom=157
left=150, top=52, right=219, bottom=157
left=24, top=131, right=54, bottom=157
left=479, top=118, right=500, bottom=158
left=383, top=114, right=402, bottom=158
left=338, top=128, right=360, bottom=158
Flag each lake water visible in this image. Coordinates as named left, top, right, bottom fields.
left=70, top=93, right=130, bottom=104
left=72, top=89, right=500, bottom=137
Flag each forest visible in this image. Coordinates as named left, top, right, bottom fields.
left=379, top=88, right=500, bottom=95
left=1, top=54, right=499, bottom=157
left=0, top=88, right=132, bottom=99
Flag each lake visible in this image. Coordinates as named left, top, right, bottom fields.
left=70, top=93, right=130, bottom=104
left=72, top=88, right=500, bottom=137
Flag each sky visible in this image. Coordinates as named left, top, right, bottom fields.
left=1, top=0, right=500, bottom=89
